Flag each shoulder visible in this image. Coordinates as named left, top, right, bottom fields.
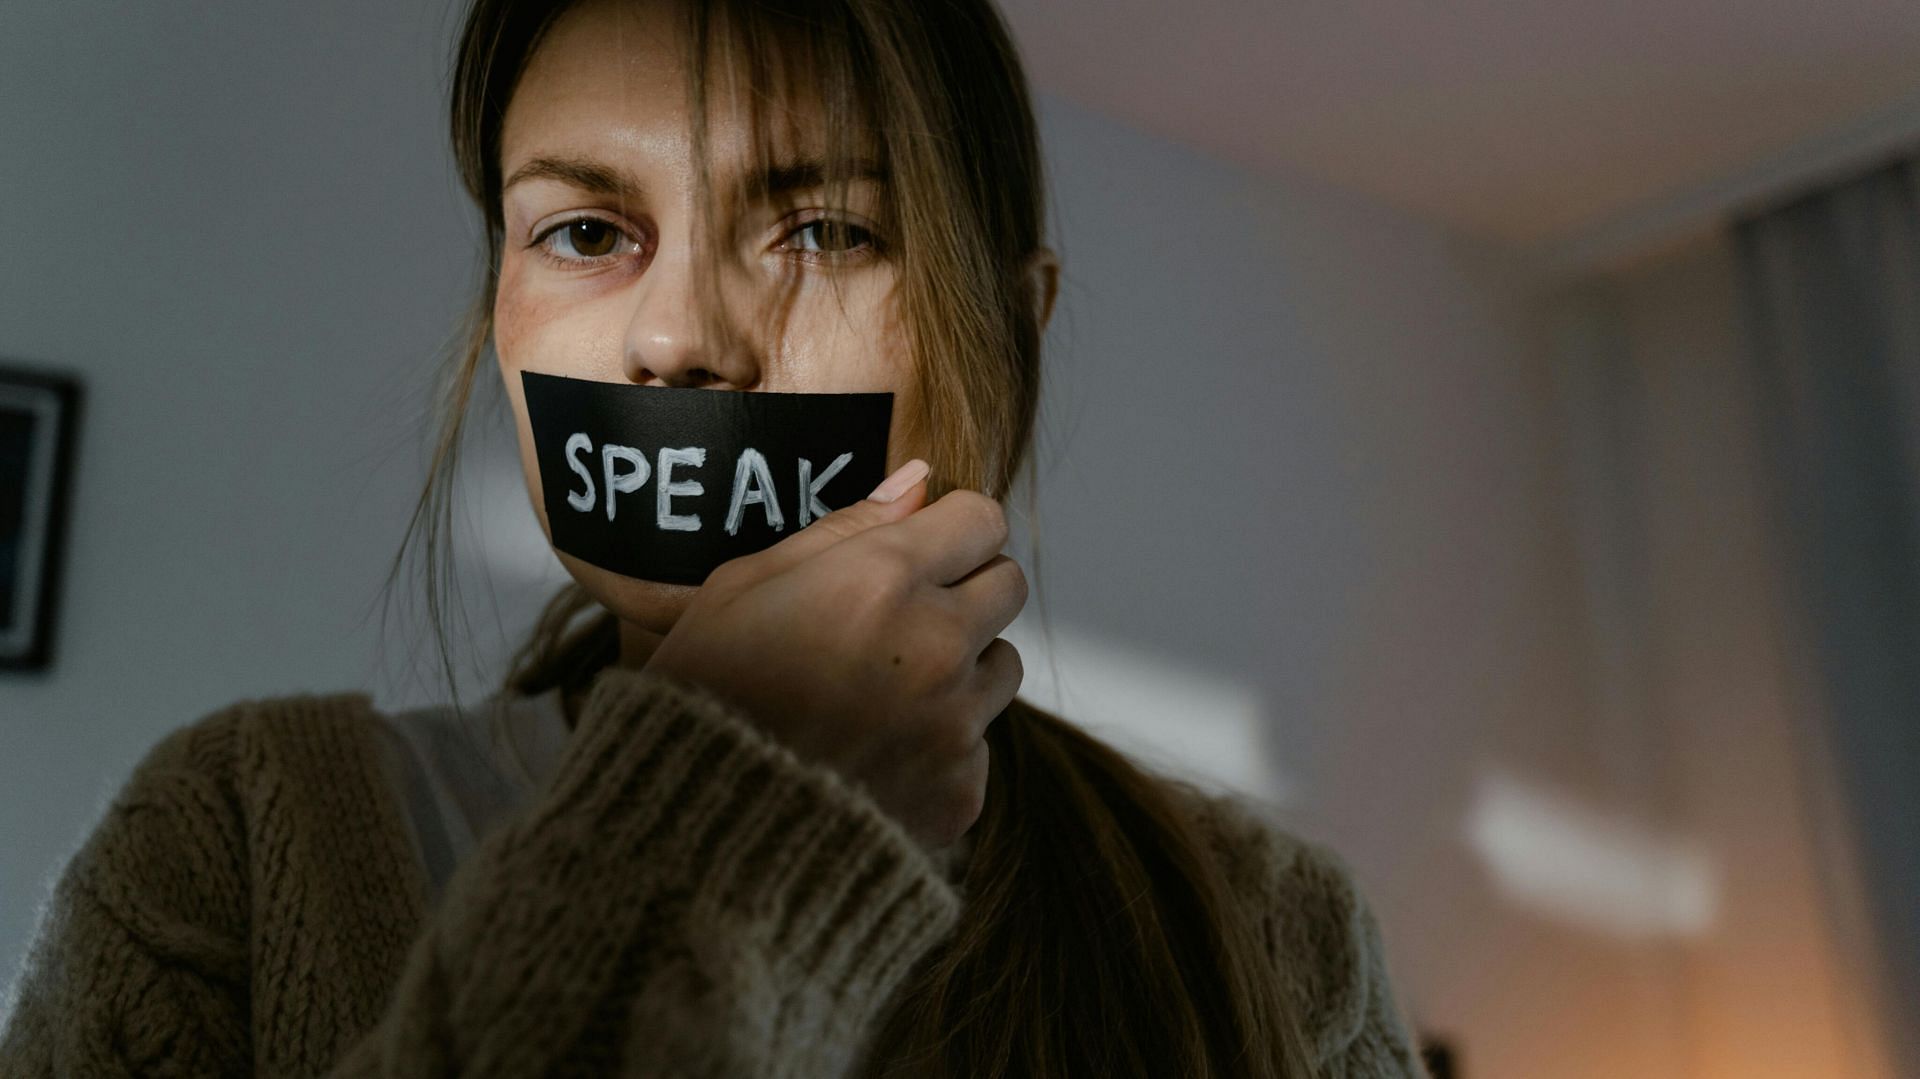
left=127, top=688, right=386, bottom=792
left=1, top=690, right=401, bottom=1073
left=25, top=689, right=387, bottom=953
left=93, top=690, right=398, bottom=875
left=73, top=687, right=415, bottom=937
left=1172, top=785, right=1427, bottom=1076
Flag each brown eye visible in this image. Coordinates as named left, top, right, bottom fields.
left=564, top=219, right=619, bottom=257
left=789, top=218, right=876, bottom=256
left=535, top=216, right=638, bottom=264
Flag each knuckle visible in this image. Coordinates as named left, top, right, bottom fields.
left=839, top=551, right=913, bottom=627
left=964, top=492, right=1010, bottom=547
left=932, top=711, right=977, bottom=760
left=1004, top=559, right=1030, bottom=608
left=868, top=546, right=917, bottom=600
left=949, top=761, right=989, bottom=836
left=916, top=614, right=972, bottom=686
left=814, top=497, right=885, bottom=538
left=914, top=744, right=989, bottom=848
left=931, top=793, right=974, bottom=847
left=812, top=510, right=867, bottom=543
left=1000, top=639, right=1024, bottom=687
left=704, top=558, right=750, bottom=591
left=934, top=607, right=973, bottom=657
left=940, top=489, right=1003, bottom=542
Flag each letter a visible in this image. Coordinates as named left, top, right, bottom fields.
left=725, top=448, right=785, bottom=535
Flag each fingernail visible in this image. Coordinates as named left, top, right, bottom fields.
left=868, top=459, right=929, bottom=503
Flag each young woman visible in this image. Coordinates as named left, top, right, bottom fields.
left=0, top=0, right=1427, bottom=1075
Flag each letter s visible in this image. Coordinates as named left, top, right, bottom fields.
left=564, top=432, right=595, bottom=513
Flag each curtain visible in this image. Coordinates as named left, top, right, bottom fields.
left=1734, top=155, right=1920, bottom=1073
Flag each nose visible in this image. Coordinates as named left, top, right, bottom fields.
left=622, top=243, right=761, bottom=389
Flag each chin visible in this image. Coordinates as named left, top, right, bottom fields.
left=551, top=548, right=701, bottom=637
left=525, top=471, right=701, bottom=637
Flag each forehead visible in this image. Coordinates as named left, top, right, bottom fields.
left=501, top=0, right=835, bottom=176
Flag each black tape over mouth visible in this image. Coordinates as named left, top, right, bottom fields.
left=521, top=371, right=894, bottom=585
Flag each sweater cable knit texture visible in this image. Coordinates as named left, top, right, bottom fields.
left=0, top=666, right=1428, bottom=1077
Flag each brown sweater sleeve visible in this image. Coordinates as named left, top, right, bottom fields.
left=0, top=668, right=962, bottom=1077
left=332, top=668, right=962, bottom=1075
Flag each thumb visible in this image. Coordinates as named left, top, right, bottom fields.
left=752, top=458, right=931, bottom=573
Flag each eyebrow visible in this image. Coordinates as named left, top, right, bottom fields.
left=504, top=155, right=640, bottom=197
left=745, top=158, right=888, bottom=202
left=502, top=153, right=887, bottom=203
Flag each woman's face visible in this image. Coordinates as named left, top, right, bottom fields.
left=494, top=0, right=920, bottom=636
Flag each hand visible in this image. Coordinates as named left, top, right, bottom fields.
left=644, top=460, right=1026, bottom=852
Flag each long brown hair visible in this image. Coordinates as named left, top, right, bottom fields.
left=391, top=0, right=1317, bottom=1074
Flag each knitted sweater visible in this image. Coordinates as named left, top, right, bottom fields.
left=0, top=666, right=1427, bottom=1077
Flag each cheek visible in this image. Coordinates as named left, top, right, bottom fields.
left=862, top=289, right=926, bottom=465
left=776, top=278, right=914, bottom=393
left=492, top=260, right=547, bottom=368
left=833, top=284, right=923, bottom=467
left=495, top=262, right=629, bottom=379
left=494, top=261, right=591, bottom=544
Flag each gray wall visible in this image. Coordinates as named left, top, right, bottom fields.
left=2, top=3, right=1692, bottom=1074
left=0, top=0, right=484, bottom=979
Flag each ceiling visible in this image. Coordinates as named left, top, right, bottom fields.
left=997, top=0, right=1920, bottom=249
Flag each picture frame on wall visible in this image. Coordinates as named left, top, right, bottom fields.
left=1, top=364, right=81, bottom=671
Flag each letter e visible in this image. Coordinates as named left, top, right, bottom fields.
left=656, top=447, right=707, bottom=531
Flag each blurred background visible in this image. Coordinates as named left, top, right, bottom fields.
left=4, top=2, right=1919, bottom=1076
